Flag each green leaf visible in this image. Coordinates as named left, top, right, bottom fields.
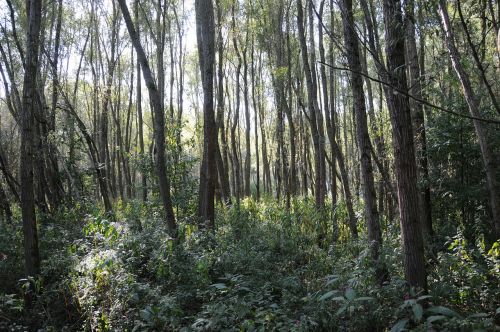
left=325, top=275, right=339, bottom=286
left=139, top=309, right=151, bottom=322
left=318, top=290, right=339, bottom=301
left=412, top=303, right=423, bottom=322
left=426, top=315, right=446, bottom=323
left=468, top=313, right=489, bottom=319
left=390, top=318, right=408, bottom=332
left=354, top=297, right=375, bottom=302
left=345, top=288, right=356, bottom=301
left=331, top=296, right=347, bottom=302
left=416, top=295, right=432, bottom=302
left=336, top=305, right=347, bottom=316
left=427, top=306, right=462, bottom=319
left=211, top=283, right=227, bottom=290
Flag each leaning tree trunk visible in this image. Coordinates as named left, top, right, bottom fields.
left=134, top=0, right=147, bottom=202
left=118, top=0, right=177, bottom=237
left=339, top=0, right=382, bottom=274
left=438, top=0, right=500, bottom=241
left=296, top=0, right=325, bottom=210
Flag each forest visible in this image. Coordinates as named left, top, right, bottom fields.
left=0, top=0, right=499, bottom=330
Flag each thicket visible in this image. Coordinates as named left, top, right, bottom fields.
left=1, top=196, right=499, bottom=331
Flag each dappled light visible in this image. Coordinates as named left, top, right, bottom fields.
left=0, top=0, right=499, bottom=330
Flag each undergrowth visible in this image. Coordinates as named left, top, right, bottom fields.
left=0, top=198, right=499, bottom=331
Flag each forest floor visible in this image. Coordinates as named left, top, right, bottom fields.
left=0, top=198, right=499, bottom=331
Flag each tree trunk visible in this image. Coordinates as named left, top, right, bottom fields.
left=0, top=181, right=12, bottom=223
left=339, top=0, right=384, bottom=278
left=243, top=33, right=251, bottom=197
left=134, top=0, right=147, bottom=202
left=438, top=0, right=500, bottom=240
left=196, top=0, right=217, bottom=227
left=214, top=0, right=231, bottom=205
left=250, top=34, right=261, bottom=200
left=297, top=0, right=325, bottom=209
left=21, top=0, right=42, bottom=278
left=285, top=8, right=298, bottom=196
left=382, top=0, right=426, bottom=290
left=118, top=0, right=177, bottom=237
left=231, top=3, right=242, bottom=204
left=405, top=0, right=433, bottom=237
left=328, top=0, right=338, bottom=240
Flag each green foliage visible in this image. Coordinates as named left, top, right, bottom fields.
left=1, top=199, right=499, bottom=331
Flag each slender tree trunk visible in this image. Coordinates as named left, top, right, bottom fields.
left=319, top=0, right=338, bottom=239
left=231, top=3, right=242, bottom=203
left=383, top=0, right=426, bottom=290
left=250, top=35, right=261, bottom=200
left=456, top=0, right=500, bottom=116
left=405, top=0, right=433, bottom=237
left=173, top=4, right=185, bottom=160
left=196, top=0, right=217, bottom=227
left=134, top=1, right=147, bottom=202
left=99, top=1, right=118, bottom=204
left=118, top=0, right=177, bottom=236
left=47, top=0, right=64, bottom=206
left=285, top=8, right=297, bottom=196
left=0, top=181, right=11, bottom=223
left=243, top=33, right=251, bottom=197
left=439, top=0, right=500, bottom=240
left=214, top=0, right=231, bottom=205
left=297, top=0, right=325, bottom=209
left=258, top=59, right=271, bottom=195
left=340, top=0, right=383, bottom=278
left=124, top=48, right=134, bottom=199
left=21, top=0, right=42, bottom=278
left=328, top=0, right=338, bottom=240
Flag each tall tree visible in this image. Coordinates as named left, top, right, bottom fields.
left=243, top=24, right=251, bottom=197
left=215, top=0, right=232, bottom=205
left=296, top=0, right=326, bottom=210
left=382, top=0, right=426, bottom=290
left=134, top=0, right=147, bottom=202
left=196, top=0, right=217, bottom=227
left=405, top=0, right=433, bottom=236
left=21, top=0, right=43, bottom=278
left=438, top=0, right=500, bottom=241
left=117, top=0, right=177, bottom=237
left=338, top=0, right=382, bottom=275
left=231, top=2, right=242, bottom=203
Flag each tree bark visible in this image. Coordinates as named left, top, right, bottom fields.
left=382, top=0, right=426, bottom=290
left=297, top=0, right=326, bottom=209
left=231, top=2, right=242, bottom=204
left=214, top=0, right=232, bottom=205
left=339, top=0, right=382, bottom=272
left=196, top=0, right=217, bottom=227
left=134, top=0, right=147, bottom=202
left=404, top=0, right=433, bottom=237
left=243, top=31, right=251, bottom=197
left=118, top=0, right=177, bottom=237
left=438, top=0, right=500, bottom=240
left=21, top=0, right=42, bottom=278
